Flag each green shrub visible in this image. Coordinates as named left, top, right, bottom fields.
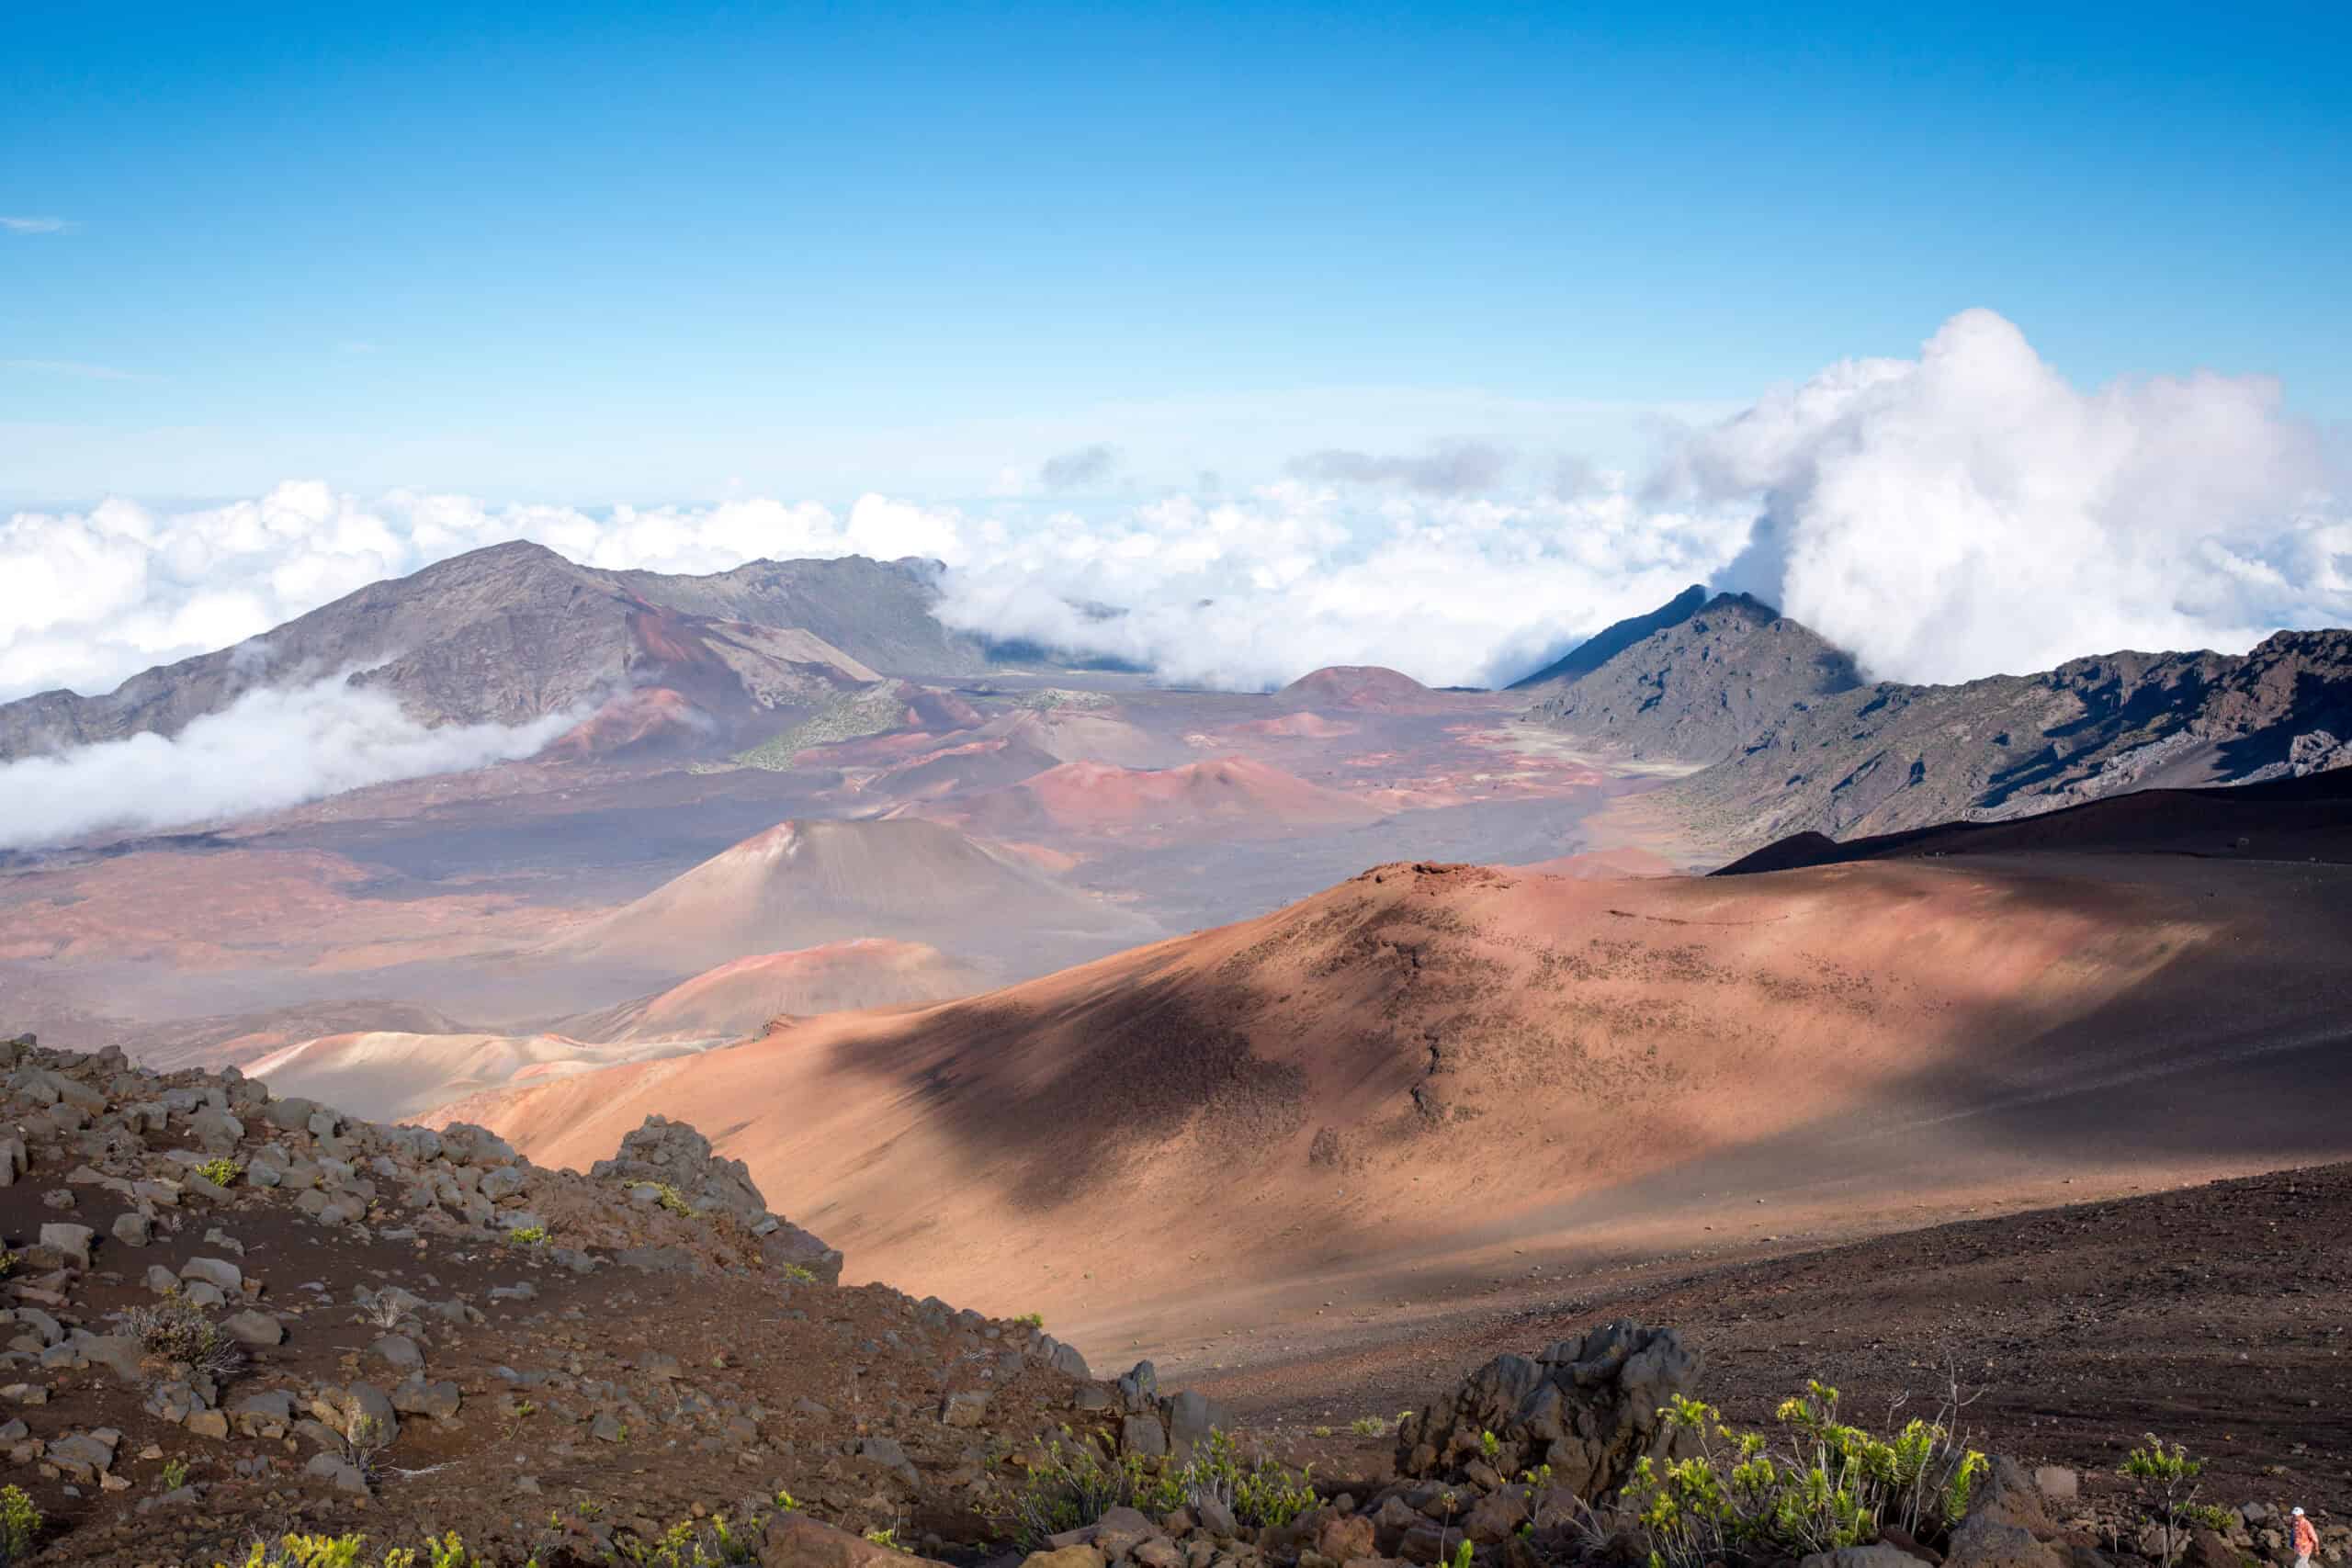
left=0, top=1485, right=39, bottom=1559
left=2121, top=1436, right=2207, bottom=1568
left=780, top=1263, right=818, bottom=1284
left=125, top=1292, right=246, bottom=1382
left=196, top=1156, right=242, bottom=1188
left=160, top=1456, right=188, bottom=1491
left=1625, top=1382, right=1986, bottom=1568
left=613, top=1513, right=761, bottom=1565
left=994, top=1427, right=1316, bottom=1548
left=507, top=1224, right=548, bottom=1247
left=1351, top=1415, right=1389, bottom=1437
left=1013, top=1311, right=1045, bottom=1329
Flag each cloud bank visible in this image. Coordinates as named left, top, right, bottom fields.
left=0, top=679, right=579, bottom=851
left=2, top=307, right=2344, bottom=721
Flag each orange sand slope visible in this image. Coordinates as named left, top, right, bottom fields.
left=546, top=815, right=1155, bottom=973
left=555, top=938, right=989, bottom=1043
left=465, top=847, right=2352, bottom=1347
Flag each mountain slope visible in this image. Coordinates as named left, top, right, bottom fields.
left=462, top=844, right=2352, bottom=1337
left=920, top=756, right=1387, bottom=839
left=1521, top=592, right=1861, bottom=761
left=0, top=541, right=978, bottom=761
left=549, top=815, right=1154, bottom=974
left=1508, top=583, right=1710, bottom=690
left=1665, top=629, right=2352, bottom=846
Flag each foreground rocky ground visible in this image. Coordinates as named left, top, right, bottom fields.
left=0, top=1032, right=2340, bottom=1568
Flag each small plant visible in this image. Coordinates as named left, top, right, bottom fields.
left=160, top=1456, right=189, bottom=1490
left=774, top=1490, right=797, bottom=1512
left=507, top=1224, right=548, bottom=1247
left=780, top=1263, right=818, bottom=1284
left=336, top=1412, right=394, bottom=1478
left=613, top=1514, right=763, bottom=1567
left=196, top=1156, right=242, bottom=1188
left=1313, top=1424, right=1334, bottom=1438
left=356, top=1294, right=415, bottom=1332
left=1481, top=1428, right=1502, bottom=1461
left=2121, top=1436, right=2207, bottom=1568
left=1624, top=1382, right=1986, bottom=1568
left=864, top=1524, right=905, bottom=1551
left=0, top=1251, right=20, bottom=1280
left=1351, top=1415, right=1389, bottom=1437
left=1449, top=1540, right=1474, bottom=1568
left=1013, top=1311, right=1045, bottom=1329
left=124, top=1292, right=246, bottom=1383
left=638, top=1181, right=691, bottom=1216
left=0, top=1484, right=39, bottom=1558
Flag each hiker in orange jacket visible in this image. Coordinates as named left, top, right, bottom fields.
left=2294, top=1506, right=2319, bottom=1568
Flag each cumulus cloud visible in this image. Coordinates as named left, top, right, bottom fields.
left=1037, top=444, right=1121, bottom=490
left=0, top=217, right=74, bottom=235
left=0, top=679, right=578, bottom=850
left=1660, top=309, right=2348, bottom=682
left=1287, top=441, right=1514, bottom=496
left=1, top=309, right=2343, bottom=723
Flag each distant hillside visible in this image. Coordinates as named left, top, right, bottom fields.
left=0, top=541, right=986, bottom=761
left=1532, top=589, right=2352, bottom=846
left=1508, top=583, right=1709, bottom=690
left=1521, top=591, right=1862, bottom=761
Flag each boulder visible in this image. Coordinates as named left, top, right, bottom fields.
left=761, top=1513, right=953, bottom=1566
left=1396, top=1319, right=1701, bottom=1502
left=1947, top=1517, right=2066, bottom=1568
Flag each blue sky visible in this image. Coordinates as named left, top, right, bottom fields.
left=4, top=1, right=2347, bottom=504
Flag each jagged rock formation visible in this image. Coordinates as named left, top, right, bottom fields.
left=1666, top=628, right=2352, bottom=845
left=1396, top=1320, right=1701, bottom=1498
left=1508, top=583, right=1710, bottom=690
left=1527, top=586, right=2352, bottom=845
left=0, top=542, right=982, bottom=762
left=0, top=1031, right=1168, bottom=1563
left=1521, top=592, right=1862, bottom=762
left=590, top=1113, right=842, bottom=1283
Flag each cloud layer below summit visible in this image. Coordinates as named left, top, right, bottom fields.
left=4, top=310, right=2345, bottom=706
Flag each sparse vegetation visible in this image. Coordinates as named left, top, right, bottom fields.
left=0, top=1485, right=40, bottom=1560
left=1015, top=687, right=1115, bottom=712
left=1351, top=1415, right=1389, bottom=1437
left=718, top=685, right=908, bottom=772
left=780, top=1263, right=819, bottom=1284
left=2121, top=1435, right=2208, bottom=1568
left=506, top=1224, right=548, bottom=1247
left=1012, top=1311, right=1044, bottom=1329
left=612, top=1513, right=762, bottom=1565
left=196, top=1156, right=243, bottom=1187
left=124, top=1292, right=247, bottom=1382
left=160, top=1456, right=189, bottom=1491
left=1624, top=1382, right=1987, bottom=1568
left=216, top=1533, right=488, bottom=1568
left=995, top=1426, right=1317, bottom=1549
left=651, top=1182, right=692, bottom=1215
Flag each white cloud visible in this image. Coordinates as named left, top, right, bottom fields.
left=1, top=310, right=2344, bottom=726
left=0, top=217, right=74, bottom=235
left=0, top=679, right=578, bottom=851
left=1664, top=309, right=2349, bottom=682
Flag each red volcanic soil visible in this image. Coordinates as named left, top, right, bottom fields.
left=1514, top=846, right=1676, bottom=879
left=560, top=937, right=989, bottom=1043
left=548, top=815, right=1150, bottom=972
left=1230, top=711, right=1359, bottom=739
left=928, top=756, right=1388, bottom=838
left=539, top=685, right=707, bottom=760
left=464, top=846, right=2352, bottom=1357
left=0, top=847, right=555, bottom=967
left=1276, top=664, right=1439, bottom=711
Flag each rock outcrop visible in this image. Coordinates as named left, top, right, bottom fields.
left=590, top=1112, right=843, bottom=1283
left=1397, top=1320, right=1702, bottom=1500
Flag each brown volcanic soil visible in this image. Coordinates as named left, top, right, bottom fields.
left=463, top=845, right=2352, bottom=1370
left=546, top=815, right=1156, bottom=975
left=1193, top=1162, right=2352, bottom=1520
left=921, top=756, right=1388, bottom=839
left=557, top=938, right=990, bottom=1043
